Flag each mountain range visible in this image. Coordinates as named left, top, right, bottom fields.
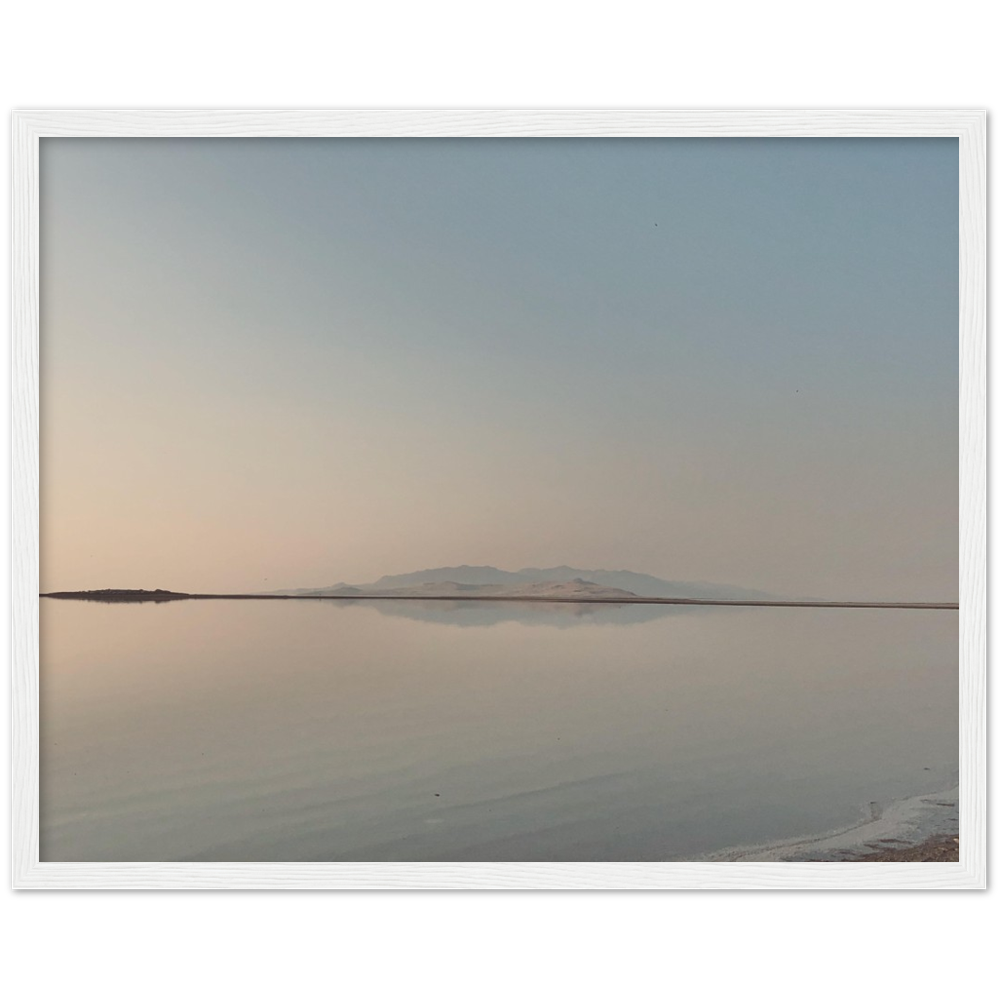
left=271, top=565, right=772, bottom=601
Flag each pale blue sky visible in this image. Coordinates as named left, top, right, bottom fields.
left=41, top=138, right=958, bottom=599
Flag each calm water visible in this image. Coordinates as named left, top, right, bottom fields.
left=40, top=599, right=957, bottom=861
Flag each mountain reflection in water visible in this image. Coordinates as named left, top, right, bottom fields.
left=323, top=598, right=711, bottom=628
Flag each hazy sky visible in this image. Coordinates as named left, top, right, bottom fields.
left=40, top=138, right=958, bottom=600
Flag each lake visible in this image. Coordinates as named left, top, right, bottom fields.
left=39, top=599, right=957, bottom=862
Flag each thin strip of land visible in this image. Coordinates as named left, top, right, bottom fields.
left=39, top=590, right=958, bottom=609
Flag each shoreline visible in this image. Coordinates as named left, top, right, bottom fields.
left=704, top=785, right=959, bottom=862
left=849, top=834, right=959, bottom=862
left=40, top=592, right=959, bottom=610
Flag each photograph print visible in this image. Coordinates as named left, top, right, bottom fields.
left=36, top=131, right=963, bottom=871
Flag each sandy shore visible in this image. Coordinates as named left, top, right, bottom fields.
left=848, top=834, right=959, bottom=862
left=705, top=785, right=959, bottom=862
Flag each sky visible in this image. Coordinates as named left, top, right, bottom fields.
left=40, top=137, right=958, bottom=601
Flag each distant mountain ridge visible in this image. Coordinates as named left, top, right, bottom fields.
left=349, top=579, right=639, bottom=600
left=271, top=565, right=773, bottom=601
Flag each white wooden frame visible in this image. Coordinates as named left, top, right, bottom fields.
left=11, top=110, right=986, bottom=890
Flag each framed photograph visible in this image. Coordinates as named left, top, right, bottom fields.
left=11, top=110, right=986, bottom=889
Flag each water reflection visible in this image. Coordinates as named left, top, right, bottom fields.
left=324, top=598, right=705, bottom=628
left=40, top=599, right=958, bottom=862
left=44, top=594, right=719, bottom=626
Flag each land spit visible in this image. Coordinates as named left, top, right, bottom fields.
left=40, top=590, right=958, bottom=610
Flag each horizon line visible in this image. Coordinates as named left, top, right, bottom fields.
left=39, top=591, right=959, bottom=611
